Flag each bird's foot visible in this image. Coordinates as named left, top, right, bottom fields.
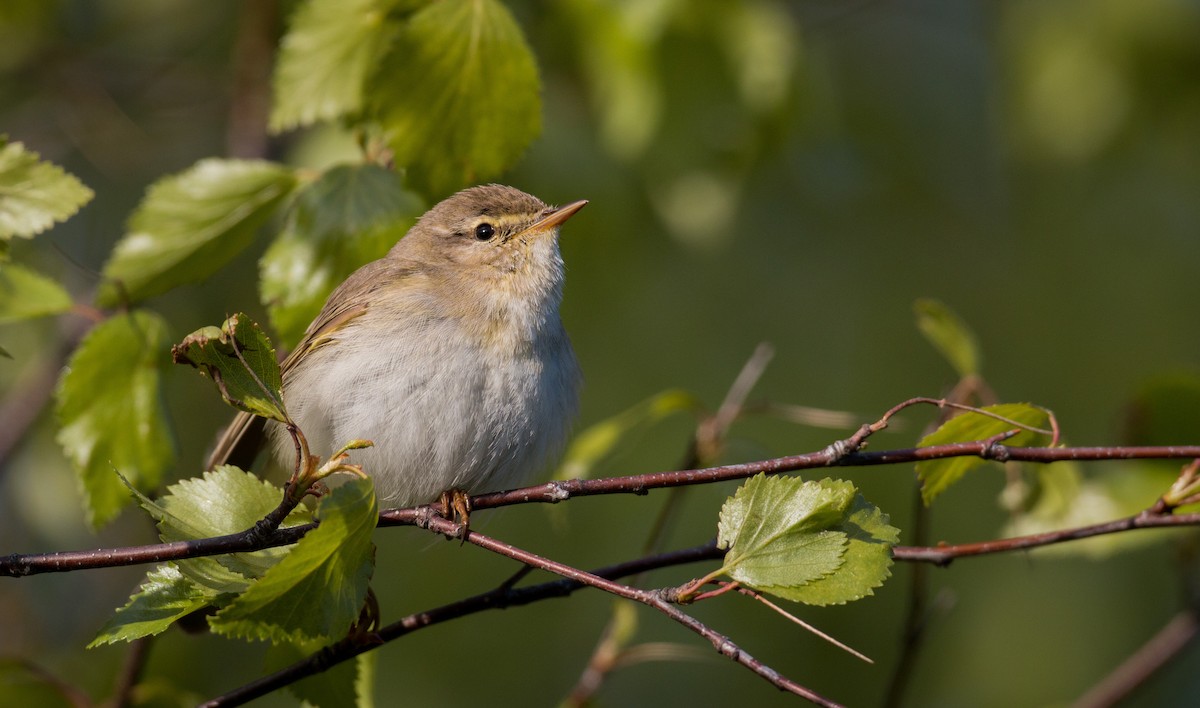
left=438, top=488, right=473, bottom=541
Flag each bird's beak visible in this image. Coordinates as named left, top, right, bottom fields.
left=523, top=199, right=588, bottom=236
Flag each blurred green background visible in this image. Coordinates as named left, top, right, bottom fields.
left=3, top=0, right=1200, bottom=705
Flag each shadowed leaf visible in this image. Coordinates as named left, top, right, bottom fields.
left=172, top=313, right=287, bottom=422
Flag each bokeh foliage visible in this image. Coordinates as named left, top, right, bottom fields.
left=2, top=0, right=1200, bottom=706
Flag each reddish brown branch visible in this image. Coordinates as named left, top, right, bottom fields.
left=200, top=540, right=725, bottom=707
left=893, top=509, right=1200, bottom=565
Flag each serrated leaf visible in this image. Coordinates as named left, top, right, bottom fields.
left=147, top=466, right=311, bottom=588
left=916, top=402, right=1052, bottom=505
left=370, top=0, right=541, bottom=196
left=554, top=389, right=700, bottom=481
left=88, top=564, right=214, bottom=646
left=210, top=478, right=377, bottom=644
left=55, top=311, right=174, bottom=527
left=914, top=298, right=980, bottom=378
left=0, top=263, right=73, bottom=324
left=98, top=159, right=295, bottom=306
left=760, top=495, right=899, bottom=606
left=0, top=136, right=94, bottom=240
left=270, top=0, right=403, bottom=132
left=171, top=313, right=287, bottom=422
left=716, top=475, right=855, bottom=588
left=260, top=164, right=422, bottom=347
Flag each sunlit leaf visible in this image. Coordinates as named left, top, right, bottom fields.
left=370, top=0, right=540, bottom=196
left=717, top=475, right=854, bottom=588
left=210, top=478, right=377, bottom=644
left=171, top=313, right=287, bottom=422
left=916, top=403, right=1052, bottom=505
left=914, top=298, right=980, bottom=378
left=88, top=564, right=213, bottom=646
left=260, top=163, right=421, bottom=347
left=0, top=136, right=94, bottom=240
left=270, top=0, right=403, bottom=132
left=55, top=311, right=174, bottom=527
left=760, top=495, right=899, bottom=606
left=0, top=263, right=72, bottom=324
left=148, top=466, right=311, bottom=584
left=554, top=389, right=700, bottom=481
left=98, top=159, right=295, bottom=306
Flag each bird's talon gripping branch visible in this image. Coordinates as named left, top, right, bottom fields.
left=439, top=488, right=473, bottom=539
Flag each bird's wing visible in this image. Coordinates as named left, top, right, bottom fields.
left=206, top=258, right=419, bottom=471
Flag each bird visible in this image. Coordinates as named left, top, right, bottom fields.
left=207, top=184, right=585, bottom=514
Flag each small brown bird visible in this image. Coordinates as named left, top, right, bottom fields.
left=209, top=184, right=585, bottom=508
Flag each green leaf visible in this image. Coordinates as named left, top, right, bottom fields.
left=0, top=136, right=94, bottom=240
left=171, top=313, right=287, bottom=422
left=55, top=311, right=174, bottom=527
left=0, top=263, right=73, bottom=324
left=370, top=0, right=541, bottom=196
left=260, top=164, right=422, bottom=347
left=916, top=402, right=1052, bottom=505
left=554, top=389, right=700, bottom=481
left=98, top=159, right=296, bottom=307
left=716, top=475, right=855, bottom=589
left=210, top=478, right=377, bottom=644
left=760, top=494, right=899, bottom=606
left=88, top=564, right=213, bottom=646
left=914, top=298, right=980, bottom=378
left=270, top=0, right=403, bottom=132
left=146, top=466, right=311, bottom=589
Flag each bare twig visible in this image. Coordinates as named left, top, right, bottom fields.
left=893, top=508, right=1200, bottom=565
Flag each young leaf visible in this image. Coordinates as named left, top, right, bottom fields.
left=88, top=564, right=214, bottom=646
left=554, top=389, right=700, bottom=481
left=260, top=164, right=422, bottom=347
left=0, top=136, right=94, bottom=240
left=171, top=313, right=287, bottom=422
left=270, top=0, right=403, bottom=132
left=716, top=475, right=855, bottom=589
left=370, top=0, right=541, bottom=196
left=914, top=298, right=980, bottom=378
left=209, top=478, right=377, bottom=644
left=916, top=402, right=1052, bottom=505
left=758, top=495, right=899, bottom=606
left=0, top=263, right=73, bottom=324
left=98, top=159, right=296, bottom=307
left=55, top=311, right=174, bottom=527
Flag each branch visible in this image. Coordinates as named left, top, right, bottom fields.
left=201, top=540, right=726, bottom=707
left=7, top=442, right=1200, bottom=577
left=893, top=508, right=1200, bottom=565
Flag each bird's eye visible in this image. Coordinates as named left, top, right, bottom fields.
left=474, top=223, right=496, bottom=241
